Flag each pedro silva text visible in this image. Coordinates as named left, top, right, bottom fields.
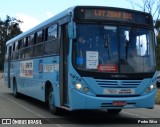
left=138, top=119, right=158, bottom=124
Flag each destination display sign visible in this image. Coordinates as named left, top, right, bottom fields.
left=75, top=7, right=152, bottom=25
left=85, top=9, right=133, bottom=21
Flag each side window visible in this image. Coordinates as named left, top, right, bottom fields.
left=23, top=36, right=33, bottom=59
left=19, top=39, right=24, bottom=49
left=33, top=30, right=44, bottom=57
left=19, top=39, right=24, bottom=59
left=47, top=24, right=58, bottom=41
left=28, top=34, right=34, bottom=46
left=12, top=43, right=15, bottom=60
left=36, top=30, right=43, bottom=43
left=44, top=24, right=59, bottom=56
left=15, top=41, right=19, bottom=51
left=24, top=37, right=28, bottom=47
left=13, top=43, right=15, bottom=51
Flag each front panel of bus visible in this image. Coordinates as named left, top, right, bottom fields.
left=68, top=7, right=157, bottom=110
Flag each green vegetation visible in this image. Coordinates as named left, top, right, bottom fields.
left=156, top=89, right=160, bottom=105
left=0, top=15, right=23, bottom=70
left=156, top=34, right=160, bottom=70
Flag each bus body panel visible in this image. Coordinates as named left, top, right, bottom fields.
left=70, top=88, right=156, bottom=110
left=6, top=56, right=60, bottom=103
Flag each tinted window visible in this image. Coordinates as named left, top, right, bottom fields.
left=28, top=34, right=34, bottom=46
left=15, top=41, right=19, bottom=50
left=13, top=43, right=15, bottom=51
left=44, top=40, right=59, bottom=55
left=19, top=39, right=24, bottom=49
left=24, top=47, right=33, bottom=59
left=24, top=37, right=28, bottom=47
left=36, top=30, right=43, bottom=43
left=47, top=24, right=58, bottom=41
left=33, top=43, right=44, bottom=57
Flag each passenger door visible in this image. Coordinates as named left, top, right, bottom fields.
left=59, top=24, right=69, bottom=107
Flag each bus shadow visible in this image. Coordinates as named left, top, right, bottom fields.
left=46, top=110, right=139, bottom=124
left=48, top=108, right=139, bottom=124
left=8, top=92, right=48, bottom=111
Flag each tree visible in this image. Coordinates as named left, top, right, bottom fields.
left=127, top=0, right=160, bottom=33
left=156, top=33, right=160, bottom=70
left=155, top=20, right=160, bottom=33
left=127, top=0, right=160, bottom=21
left=0, top=15, right=23, bottom=70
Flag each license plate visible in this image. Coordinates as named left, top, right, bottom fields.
left=112, top=101, right=127, bottom=106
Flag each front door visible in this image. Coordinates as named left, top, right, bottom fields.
left=59, top=24, right=69, bottom=107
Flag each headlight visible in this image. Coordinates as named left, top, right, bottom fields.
left=75, top=83, right=82, bottom=90
left=150, top=84, right=155, bottom=90
left=146, top=84, right=155, bottom=93
left=73, top=82, right=89, bottom=93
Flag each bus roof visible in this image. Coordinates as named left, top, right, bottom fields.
left=6, top=5, right=152, bottom=45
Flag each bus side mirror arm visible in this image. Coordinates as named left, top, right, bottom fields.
left=68, top=22, right=76, bottom=39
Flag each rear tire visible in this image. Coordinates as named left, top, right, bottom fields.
left=48, top=86, right=61, bottom=115
left=107, top=109, right=122, bottom=114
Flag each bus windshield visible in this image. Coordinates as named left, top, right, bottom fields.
left=74, top=24, right=156, bottom=73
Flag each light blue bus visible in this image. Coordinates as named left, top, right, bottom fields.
left=4, top=6, right=157, bottom=115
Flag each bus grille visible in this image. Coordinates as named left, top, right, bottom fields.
left=95, top=79, right=141, bottom=88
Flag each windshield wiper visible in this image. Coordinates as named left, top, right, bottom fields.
left=125, top=25, right=137, bottom=60
left=98, top=25, right=110, bottom=61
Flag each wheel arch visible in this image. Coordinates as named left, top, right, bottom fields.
left=45, top=80, right=53, bottom=102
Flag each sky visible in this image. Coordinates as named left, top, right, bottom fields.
left=0, top=0, right=143, bottom=32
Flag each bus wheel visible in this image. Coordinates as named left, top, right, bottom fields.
left=48, top=86, right=61, bottom=115
left=13, top=79, right=19, bottom=98
left=107, top=109, right=122, bottom=114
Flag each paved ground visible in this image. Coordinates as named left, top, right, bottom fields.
left=0, top=73, right=159, bottom=127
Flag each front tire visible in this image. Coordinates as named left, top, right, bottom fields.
left=48, top=86, right=61, bottom=115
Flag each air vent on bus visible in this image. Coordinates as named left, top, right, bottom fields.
left=95, top=79, right=141, bottom=88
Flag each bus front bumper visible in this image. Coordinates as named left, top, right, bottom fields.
left=69, top=89, right=156, bottom=110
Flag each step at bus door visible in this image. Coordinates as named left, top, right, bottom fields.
left=59, top=24, right=69, bottom=107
